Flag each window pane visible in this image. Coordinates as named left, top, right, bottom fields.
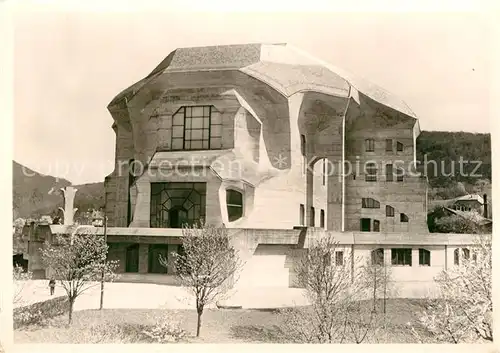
left=202, top=141, right=209, bottom=149
left=185, top=118, right=192, bottom=129
left=172, top=138, right=183, bottom=150
left=173, top=112, right=184, bottom=126
left=335, top=251, right=344, bottom=266
left=192, top=118, right=204, bottom=129
left=192, top=106, right=204, bottom=117
left=386, top=139, right=392, bottom=151
left=203, top=130, right=209, bottom=139
left=227, top=190, right=243, bottom=205
left=185, top=130, right=191, bottom=140
left=172, top=126, right=183, bottom=138
left=191, top=130, right=203, bottom=140
left=190, top=141, right=202, bottom=150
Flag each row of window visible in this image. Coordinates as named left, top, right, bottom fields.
left=299, top=204, right=326, bottom=228
left=363, top=163, right=404, bottom=182
left=361, top=198, right=409, bottom=222
left=371, top=248, right=429, bottom=266
left=365, top=139, right=404, bottom=153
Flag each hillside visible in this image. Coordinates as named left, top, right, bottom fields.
left=12, top=161, right=105, bottom=219
left=12, top=131, right=492, bottom=219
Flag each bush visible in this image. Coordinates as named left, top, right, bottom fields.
left=141, top=317, right=188, bottom=343
left=14, top=296, right=69, bottom=329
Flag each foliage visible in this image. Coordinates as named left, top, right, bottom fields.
left=163, top=223, right=242, bottom=337
left=13, top=265, right=33, bottom=305
left=412, top=236, right=492, bottom=343
left=141, top=317, right=188, bottom=343
left=41, top=232, right=119, bottom=324
left=279, top=235, right=380, bottom=343
left=433, top=214, right=481, bottom=234
left=13, top=296, right=69, bottom=329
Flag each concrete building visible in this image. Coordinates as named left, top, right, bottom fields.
left=24, top=44, right=484, bottom=298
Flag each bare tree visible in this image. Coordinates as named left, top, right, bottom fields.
left=279, top=235, right=379, bottom=343
left=412, top=235, right=492, bottom=343
left=359, top=249, right=394, bottom=315
left=41, top=230, right=118, bottom=324
left=13, top=265, right=32, bottom=305
left=161, top=223, right=241, bottom=337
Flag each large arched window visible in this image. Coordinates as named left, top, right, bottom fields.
left=226, top=189, right=243, bottom=222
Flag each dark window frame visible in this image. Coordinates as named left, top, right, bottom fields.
left=385, top=139, right=393, bottom=152
left=386, top=163, right=394, bottom=182
left=365, top=139, right=375, bottom=152
left=320, top=209, right=325, bottom=228
left=365, top=163, right=377, bottom=182
left=226, top=189, right=244, bottom=222
left=335, top=251, right=344, bottom=266
left=396, top=141, right=404, bottom=152
left=171, top=106, right=222, bottom=151
left=386, top=205, right=395, bottom=217
left=400, top=213, right=409, bottom=222
left=362, top=198, right=380, bottom=208
left=391, top=248, right=412, bottom=266
left=371, top=248, right=384, bottom=266
left=373, top=219, right=380, bottom=232
left=310, top=207, right=315, bottom=227
left=300, top=204, right=305, bottom=226
left=419, top=248, right=431, bottom=266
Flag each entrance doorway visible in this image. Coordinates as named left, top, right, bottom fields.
left=360, top=218, right=371, bottom=232
left=125, top=244, right=139, bottom=273
left=169, top=207, right=188, bottom=228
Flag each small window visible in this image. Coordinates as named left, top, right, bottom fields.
left=310, top=207, right=315, bottom=227
left=365, top=163, right=377, bottom=182
left=299, top=204, right=305, bottom=225
left=463, top=248, right=470, bottom=260
left=454, top=248, right=460, bottom=265
left=365, top=139, right=375, bottom=152
left=320, top=209, right=325, bottom=228
left=396, top=141, right=404, bottom=152
left=335, top=251, right=344, bottom=266
left=373, top=220, right=380, bottom=232
left=371, top=248, right=384, bottom=266
left=386, top=205, right=395, bottom=217
left=396, top=168, right=404, bottom=182
left=362, top=198, right=380, bottom=208
left=400, top=213, right=409, bottom=222
left=472, top=253, right=477, bottom=263
left=386, top=164, right=393, bottom=182
left=419, top=248, right=430, bottom=266
left=323, top=252, right=331, bottom=267
left=226, top=189, right=243, bottom=222
left=353, top=172, right=356, bottom=180
left=391, top=248, right=412, bottom=266
left=385, top=139, right=392, bottom=152
left=360, top=218, right=371, bottom=232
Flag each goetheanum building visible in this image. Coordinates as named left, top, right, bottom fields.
left=104, top=43, right=428, bottom=233
left=25, top=44, right=484, bottom=298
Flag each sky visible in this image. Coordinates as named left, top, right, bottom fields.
left=13, top=10, right=493, bottom=184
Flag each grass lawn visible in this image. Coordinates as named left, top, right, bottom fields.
left=14, top=299, right=432, bottom=344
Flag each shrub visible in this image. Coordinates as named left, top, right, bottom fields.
left=141, top=317, right=188, bottom=343
left=14, top=296, right=69, bottom=329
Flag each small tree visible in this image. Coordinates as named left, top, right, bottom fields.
left=161, top=223, right=241, bottom=337
left=359, top=249, right=394, bottom=315
left=13, top=265, right=32, bottom=305
left=434, top=214, right=481, bottom=234
left=41, top=231, right=118, bottom=324
left=279, top=235, right=379, bottom=343
left=413, top=235, right=492, bottom=343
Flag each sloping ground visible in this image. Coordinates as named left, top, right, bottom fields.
left=16, top=280, right=309, bottom=311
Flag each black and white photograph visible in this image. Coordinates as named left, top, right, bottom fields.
left=1, top=2, right=497, bottom=351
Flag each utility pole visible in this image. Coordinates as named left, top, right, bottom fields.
left=99, top=215, right=108, bottom=310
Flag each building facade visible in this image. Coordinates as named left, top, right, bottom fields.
left=24, top=44, right=482, bottom=299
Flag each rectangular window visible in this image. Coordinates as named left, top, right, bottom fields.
left=396, top=168, right=404, bottom=182
left=391, top=248, right=412, bottom=266
left=301, top=135, right=306, bottom=156
left=373, top=220, right=380, bottom=232
left=335, top=251, right=344, bottom=266
left=360, top=218, right=371, bottom=232
left=397, top=141, right=404, bottom=152
left=386, top=164, right=393, bottom=182
left=171, top=106, right=222, bottom=151
left=386, top=205, right=395, bottom=217
left=365, top=139, right=375, bottom=152
left=300, top=204, right=305, bottom=226
left=400, top=213, right=409, bottom=222
left=322, top=159, right=326, bottom=185
left=419, top=248, right=431, bottom=266
left=385, top=139, right=392, bottom=152
left=320, top=209, right=325, bottom=228
left=310, top=207, right=315, bottom=227
left=362, top=198, right=380, bottom=208
left=365, top=163, right=377, bottom=182
left=371, top=248, right=384, bottom=266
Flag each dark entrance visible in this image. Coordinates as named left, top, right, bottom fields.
left=13, top=254, right=28, bottom=271
left=148, top=244, right=168, bottom=274
left=360, top=218, right=371, bottom=232
left=168, top=207, right=188, bottom=228
left=125, top=243, right=139, bottom=273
